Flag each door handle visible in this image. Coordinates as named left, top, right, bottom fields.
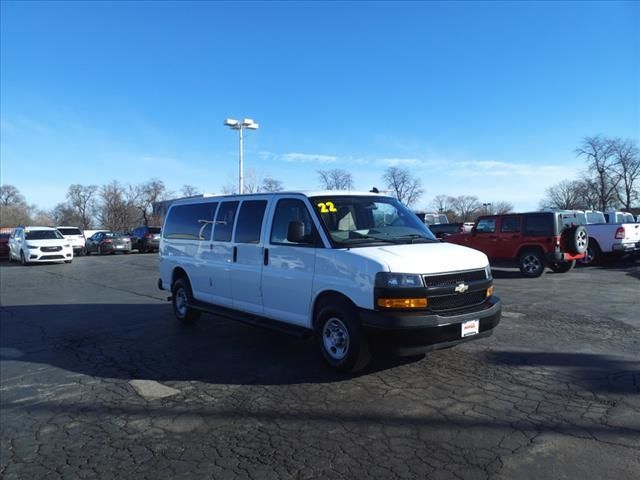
left=232, top=246, right=237, bottom=263
left=264, top=248, right=269, bottom=266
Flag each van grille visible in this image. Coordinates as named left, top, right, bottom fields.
left=429, top=290, right=487, bottom=312
left=423, top=269, right=487, bottom=288
left=41, top=255, right=65, bottom=260
left=41, top=246, right=62, bottom=252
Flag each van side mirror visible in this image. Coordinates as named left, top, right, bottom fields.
left=287, top=221, right=306, bottom=243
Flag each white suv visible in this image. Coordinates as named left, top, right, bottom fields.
left=9, top=226, right=74, bottom=265
left=56, top=226, right=86, bottom=256
left=158, top=191, right=501, bottom=372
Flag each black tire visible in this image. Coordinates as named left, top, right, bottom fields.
left=579, top=240, right=601, bottom=266
left=98, top=246, right=103, bottom=255
left=86, top=248, right=91, bottom=256
left=518, top=249, right=545, bottom=277
left=565, top=226, right=588, bottom=254
left=20, top=250, right=29, bottom=266
left=172, top=277, right=201, bottom=324
left=549, top=260, right=575, bottom=273
left=315, top=298, right=370, bottom=373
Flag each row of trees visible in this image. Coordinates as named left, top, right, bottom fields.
left=0, top=181, right=199, bottom=232
left=541, top=136, right=639, bottom=211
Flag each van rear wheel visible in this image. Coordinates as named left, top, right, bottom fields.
left=316, top=299, right=370, bottom=373
left=172, top=277, right=200, bottom=324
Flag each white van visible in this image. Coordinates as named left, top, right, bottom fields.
left=158, top=191, right=501, bottom=371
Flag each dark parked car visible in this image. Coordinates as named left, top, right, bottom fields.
left=85, top=232, right=132, bottom=255
left=130, top=226, right=161, bottom=253
left=0, top=232, right=10, bottom=259
left=428, top=222, right=464, bottom=239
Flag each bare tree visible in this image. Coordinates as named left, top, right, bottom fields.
left=430, top=194, right=456, bottom=214
left=97, top=181, right=139, bottom=231
left=242, top=168, right=263, bottom=194
left=50, top=202, right=83, bottom=226
left=576, top=136, right=620, bottom=211
left=261, top=178, right=284, bottom=192
left=0, top=185, right=26, bottom=207
left=66, top=184, right=97, bottom=229
left=611, top=138, right=640, bottom=210
left=539, top=180, right=584, bottom=210
left=181, top=185, right=200, bottom=197
left=30, top=208, right=55, bottom=226
left=451, top=195, right=481, bottom=222
left=0, top=185, right=31, bottom=225
left=491, top=201, right=514, bottom=215
left=382, top=167, right=423, bottom=207
left=318, top=169, right=354, bottom=191
left=132, top=179, right=170, bottom=226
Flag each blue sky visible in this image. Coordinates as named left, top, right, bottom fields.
left=1, top=1, right=638, bottom=211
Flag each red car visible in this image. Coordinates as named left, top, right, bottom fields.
left=444, top=212, right=588, bottom=277
left=0, top=230, right=12, bottom=259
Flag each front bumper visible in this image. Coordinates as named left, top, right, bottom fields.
left=27, top=248, right=73, bottom=262
left=359, top=297, right=502, bottom=355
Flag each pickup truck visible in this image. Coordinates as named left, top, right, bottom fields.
left=579, top=211, right=640, bottom=265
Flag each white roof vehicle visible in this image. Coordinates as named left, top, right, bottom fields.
left=158, top=191, right=501, bottom=372
left=56, top=226, right=86, bottom=255
left=9, top=226, right=74, bottom=265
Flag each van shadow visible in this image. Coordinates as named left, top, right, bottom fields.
left=0, top=303, right=420, bottom=386
left=486, top=351, right=640, bottom=395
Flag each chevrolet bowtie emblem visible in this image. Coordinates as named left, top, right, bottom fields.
left=454, top=283, right=469, bottom=293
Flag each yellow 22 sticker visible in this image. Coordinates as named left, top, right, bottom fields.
left=317, top=201, right=338, bottom=213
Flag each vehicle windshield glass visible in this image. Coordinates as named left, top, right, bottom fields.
left=310, top=195, right=437, bottom=247
left=57, top=228, right=82, bottom=235
left=148, top=227, right=161, bottom=234
left=0, top=233, right=10, bottom=239
left=25, top=230, right=64, bottom=240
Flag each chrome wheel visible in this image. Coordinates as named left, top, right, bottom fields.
left=174, top=287, right=188, bottom=318
left=322, top=317, right=350, bottom=361
left=581, top=246, right=595, bottom=265
left=576, top=229, right=588, bottom=251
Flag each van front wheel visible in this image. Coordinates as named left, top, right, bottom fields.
left=172, top=277, right=200, bottom=324
left=316, top=300, right=369, bottom=373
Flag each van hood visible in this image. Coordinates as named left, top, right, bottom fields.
left=26, top=239, right=69, bottom=247
left=347, top=241, right=489, bottom=274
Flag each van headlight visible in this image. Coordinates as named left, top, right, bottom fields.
left=25, top=243, right=39, bottom=250
left=375, top=272, right=423, bottom=288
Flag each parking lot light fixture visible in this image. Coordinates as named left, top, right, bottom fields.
left=224, top=117, right=259, bottom=194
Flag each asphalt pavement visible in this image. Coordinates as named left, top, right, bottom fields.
left=1, top=254, right=638, bottom=479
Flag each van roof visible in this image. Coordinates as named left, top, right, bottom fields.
left=170, top=190, right=390, bottom=206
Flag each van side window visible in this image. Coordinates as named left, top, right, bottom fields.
left=523, top=214, right=553, bottom=236
left=213, top=201, right=239, bottom=242
left=164, top=202, right=219, bottom=240
left=235, top=200, right=267, bottom=244
left=270, top=199, right=316, bottom=246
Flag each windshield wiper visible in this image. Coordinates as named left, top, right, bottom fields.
left=395, top=234, right=437, bottom=244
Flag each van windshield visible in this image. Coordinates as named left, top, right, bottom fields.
left=310, top=195, right=437, bottom=247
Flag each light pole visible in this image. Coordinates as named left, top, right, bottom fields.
left=483, top=202, right=492, bottom=215
left=224, top=118, right=259, bottom=194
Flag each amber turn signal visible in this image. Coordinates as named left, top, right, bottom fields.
left=486, top=286, right=494, bottom=298
left=377, top=298, right=428, bottom=309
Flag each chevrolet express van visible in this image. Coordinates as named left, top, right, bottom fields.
left=158, top=191, right=501, bottom=371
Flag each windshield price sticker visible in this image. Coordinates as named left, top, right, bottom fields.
left=317, top=201, right=338, bottom=213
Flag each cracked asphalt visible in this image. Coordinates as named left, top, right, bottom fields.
left=1, top=254, right=638, bottom=479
